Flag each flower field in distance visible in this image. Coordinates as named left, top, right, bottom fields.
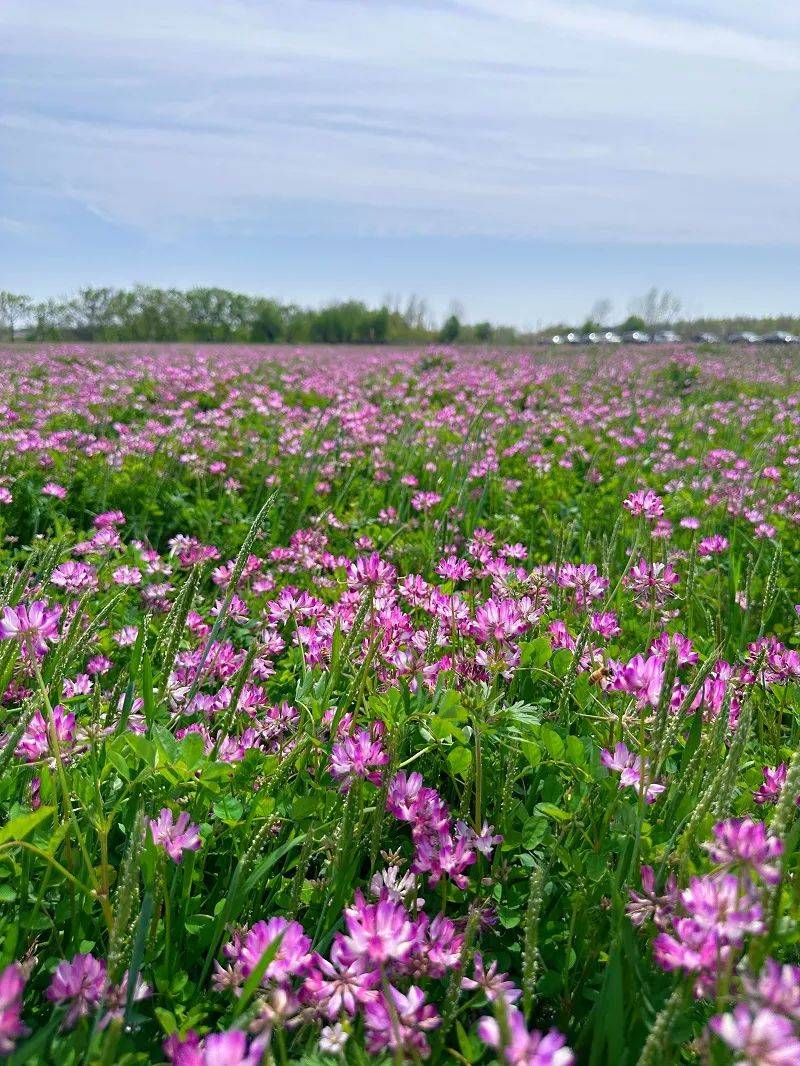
left=0, top=342, right=799, bottom=1065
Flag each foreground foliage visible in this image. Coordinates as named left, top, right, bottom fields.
left=0, top=343, right=798, bottom=1065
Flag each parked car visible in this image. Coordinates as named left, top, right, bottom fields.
left=601, top=331, right=622, bottom=344
left=582, top=332, right=603, bottom=344
left=693, top=332, right=720, bottom=344
left=622, top=330, right=651, bottom=344
left=727, top=332, right=761, bottom=344
left=652, top=330, right=681, bottom=343
left=565, top=332, right=582, bottom=344
left=550, top=334, right=564, bottom=345
left=762, top=331, right=797, bottom=344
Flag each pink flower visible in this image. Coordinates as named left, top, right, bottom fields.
left=472, top=598, right=528, bottom=643
left=149, top=809, right=202, bottom=863
left=239, top=917, right=313, bottom=985
left=51, top=561, right=97, bottom=592
left=329, top=725, right=388, bottom=790
left=0, top=600, right=61, bottom=656
left=42, top=482, right=67, bottom=499
left=477, top=1010, right=574, bottom=1066
left=112, top=565, right=142, bottom=586
left=705, top=819, right=783, bottom=885
left=461, top=953, right=521, bottom=1004
left=46, top=953, right=107, bottom=1028
left=743, top=959, right=800, bottom=1020
left=613, top=653, right=665, bottom=707
left=709, top=1004, right=800, bottom=1065
left=339, top=891, right=416, bottom=967
left=600, top=743, right=665, bottom=803
left=589, top=611, right=620, bottom=639
left=302, top=949, right=379, bottom=1018
left=364, top=984, right=440, bottom=1059
left=0, top=964, right=28, bottom=1054
left=164, top=1030, right=266, bottom=1066
left=16, top=705, right=76, bottom=762
left=753, top=765, right=800, bottom=806
left=698, top=534, right=729, bottom=557
left=624, top=489, right=664, bottom=522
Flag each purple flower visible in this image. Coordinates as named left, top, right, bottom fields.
left=624, top=489, right=664, bottom=522
left=681, top=874, right=763, bottom=943
left=705, top=819, right=783, bottom=885
left=744, top=959, right=800, bottom=1021
left=329, top=725, right=389, bottom=790
left=149, top=809, right=202, bottom=863
left=698, top=534, right=729, bottom=557
left=626, top=865, right=677, bottom=929
left=16, top=705, right=76, bottom=763
left=339, top=891, right=415, bottom=968
left=0, top=964, right=28, bottom=1054
left=461, top=953, right=521, bottom=1004
left=46, top=953, right=107, bottom=1029
left=0, top=601, right=61, bottom=656
left=600, top=742, right=665, bottom=803
left=302, top=947, right=379, bottom=1018
left=477, top=1009, right=574, bottom=1066
left=412, top=827, right=477, bottom=889
left=364, top=984, right=440, bottom=1059
left=753, top=765, right=800, bottom=806
left=239, top=917, right=313, bottom=985
left=165, top=1029, right=266, bottom=1066
left=650, top=631, right=698, bottom=666
left=709, top=1004, right=800, bottom=1065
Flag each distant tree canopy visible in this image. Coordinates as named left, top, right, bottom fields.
left=438, top=314, right=461, bottom=343
left=0, top=285, right=798, bottom=345
left=0, top=287, right=433, bottom=345
left=0, top=287, right=499, bottom=345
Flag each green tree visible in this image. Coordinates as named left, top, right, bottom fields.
left=618, top=314, right=647, bottom=333
left=71, top=287, right=116, bottom=339
left=250, top=299, right=286, bottom=342
left=439, top=314, right=461, bottom=343
left=0, top=291, right=32, bottom=340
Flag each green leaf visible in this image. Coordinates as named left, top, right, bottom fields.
left=456, top=1021, right=477, bottom=1063
left=154, top=1007, right=178, bottom=1035
left=141, top=648, right=155, bottom=725
left=521, top=816, right=548, bottom=850
left=447, top=745, right=472, bottom=777
left=0, top=807, right=54, bottom=848
left=566, top=735, right=586, bottom=765
left=552, top=648, right=573, bottom=678
left=213, top=797, right=244, bottom=824
left=522, top=740, right=541, bottom=768
left=541, top=727, right=565, bottom=760
left=535, top=802, right=572, bottom=823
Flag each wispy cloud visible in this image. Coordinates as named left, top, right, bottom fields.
left=460, top=0, right=800, bottom=70
left=0, top=0, right=798, bottom=318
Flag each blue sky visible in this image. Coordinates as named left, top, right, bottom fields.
left=1, top=0, right=799, bottom=327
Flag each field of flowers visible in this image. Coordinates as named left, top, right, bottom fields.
left=0, top=342, right=798, bottom=1065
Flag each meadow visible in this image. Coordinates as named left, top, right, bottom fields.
left=0, top=341, right=798, bottom=1065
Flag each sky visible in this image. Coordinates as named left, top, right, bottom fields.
left=1, top=0, right=799, bottom=328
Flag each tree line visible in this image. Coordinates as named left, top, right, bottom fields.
left=0, top=287, right=495, bottom=345
left=1, top=286, right=798, bottom=345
